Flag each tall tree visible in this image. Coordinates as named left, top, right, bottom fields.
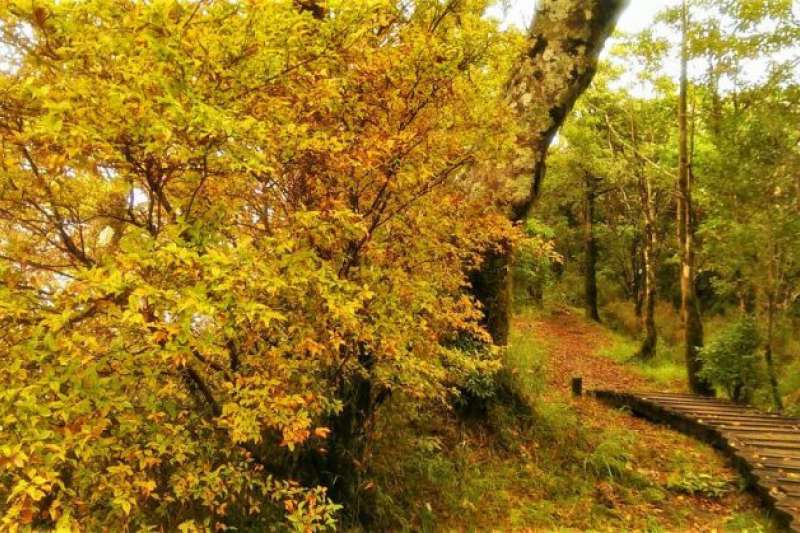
left=678, top=0, right=713, bottom=395
left=474, top=0, right=628, bottom=344
left=632, top=117, right=658, bottom=359
left=583, top=173, right=602, bottom=322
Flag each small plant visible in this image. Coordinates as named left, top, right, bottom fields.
left=666, top=471, right=732, bottom=499
left=584, top=432, right=635, bottom=480
left=699, top=317, right=764, bottom=403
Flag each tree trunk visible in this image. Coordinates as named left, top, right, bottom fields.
left=632, top=237, right=644, bottom=317
left=508, top=0, right=629, bottom=221
left=632, top=119, right=657, bottom=359
left=324, top=346, right=390, bottom=525
left=471, top=243, right=512, bottom=345
left=765, top=253, right=784, bottom=412
left=475, top=0, right=628, bottom=342
left=583, top=173, right=601, bottom=322
left=636, top=175, right=658, bottom=359
left=678, top=0, right=713, bottom=395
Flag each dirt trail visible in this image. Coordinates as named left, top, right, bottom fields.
left=515, top=307, right=651, bottom=393
left=514, top=306, right=688, bottom=441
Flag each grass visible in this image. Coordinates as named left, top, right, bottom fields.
left=504, top=314, right=549, bottom=400
left=598, top=330, right=687, bottom=390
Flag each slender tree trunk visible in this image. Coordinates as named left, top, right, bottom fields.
left=765, top=251, right=784, bottom=411
left=630, top=114, right=658, bottom=359
left=678, top=0, right=713, bottom=395
left=636, top=170, right=658, bottom=360
left=583, top=174, right=601, bottom=322
left=632, top=237, right=644, bottom=317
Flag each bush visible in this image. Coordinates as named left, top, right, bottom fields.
left=666, top=471, right=732, bottom=499
left=513, top=219, right=561, bottom=308
left=698, top=317, right=763, bottom=402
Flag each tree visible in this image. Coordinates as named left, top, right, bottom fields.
left=686, top=0, right=800, bottom=408
left=677, top=0, right=713, bottom=395
left=546, top=69, right=675, bottom=357
left=474, top=0, right=628, bottom=344
left=583, top=173, right=602, bottom=322
left=632, top=116, right=659, bottom=359
left=0, top=0, right=523, bottom=528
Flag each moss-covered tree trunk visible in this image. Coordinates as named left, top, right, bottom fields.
left=474, top=0, right=628, bottom=342
left=471, top=242, right=513, bottom=345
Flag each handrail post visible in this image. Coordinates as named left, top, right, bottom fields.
left=571, top=376, right=583, bottom=397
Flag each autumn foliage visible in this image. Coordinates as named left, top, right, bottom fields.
left=0, top=0, right=523, bottom=529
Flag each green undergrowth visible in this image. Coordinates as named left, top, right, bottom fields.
left=599, top=330, right=687, bottom=390
left=362, top=309, right=778, bottom=531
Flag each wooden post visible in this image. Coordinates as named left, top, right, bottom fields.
left=571, top=377, right=583, bottom=397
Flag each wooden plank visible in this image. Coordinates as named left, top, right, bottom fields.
left=644, top=396, right=749, bottom=406
left=750, top=461, right=800, bottom=471
left=661, top=404, right=766, bottom=415
left=752, top=472, right=800, bottom=485
left=745, top=449, right=800, bottom=461
left=712, top=421, right=800, bottom=430
left=716, top=425, right=800, bottom=433
left=693, top=414, right=798, bottom=424
left=718, top=425, right=800, bottom=434
left=638, top=393, right=751, bottom=404
left=731, top=440, right=800, bottom=451
left=722, top=430, right=800, bottom=441
left=663, top=407, right=767, bottom=417
left=641, top=396, right=792, bottom=416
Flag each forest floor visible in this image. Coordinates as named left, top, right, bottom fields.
left=369, top=306, right=782, bottom=531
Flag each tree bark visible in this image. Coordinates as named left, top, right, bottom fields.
left=470, top=242, right=512, bottom=345
left=508, top=0, right=630, bottom=221
left=473, top=0, right=628, bottom=344
left=636, top=174, right=658, bottom=359
left=632, top=237, right=644, bottom=317
left=632, top=120, right=657, bottom=359
left=583, top=173, right=601, bottom=322
left=678, top=0, right=713, bottom=395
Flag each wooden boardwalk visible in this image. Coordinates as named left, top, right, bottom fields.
left=591, top=390, right=800, bottom=531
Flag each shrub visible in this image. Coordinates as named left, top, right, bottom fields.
left=666, top=471, right=732, bottom=499
left=513, top=219, right=561, bottom=308
left=583, top=432, right=635, bottom=481
left=698, top=317, right=763, bottom=402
